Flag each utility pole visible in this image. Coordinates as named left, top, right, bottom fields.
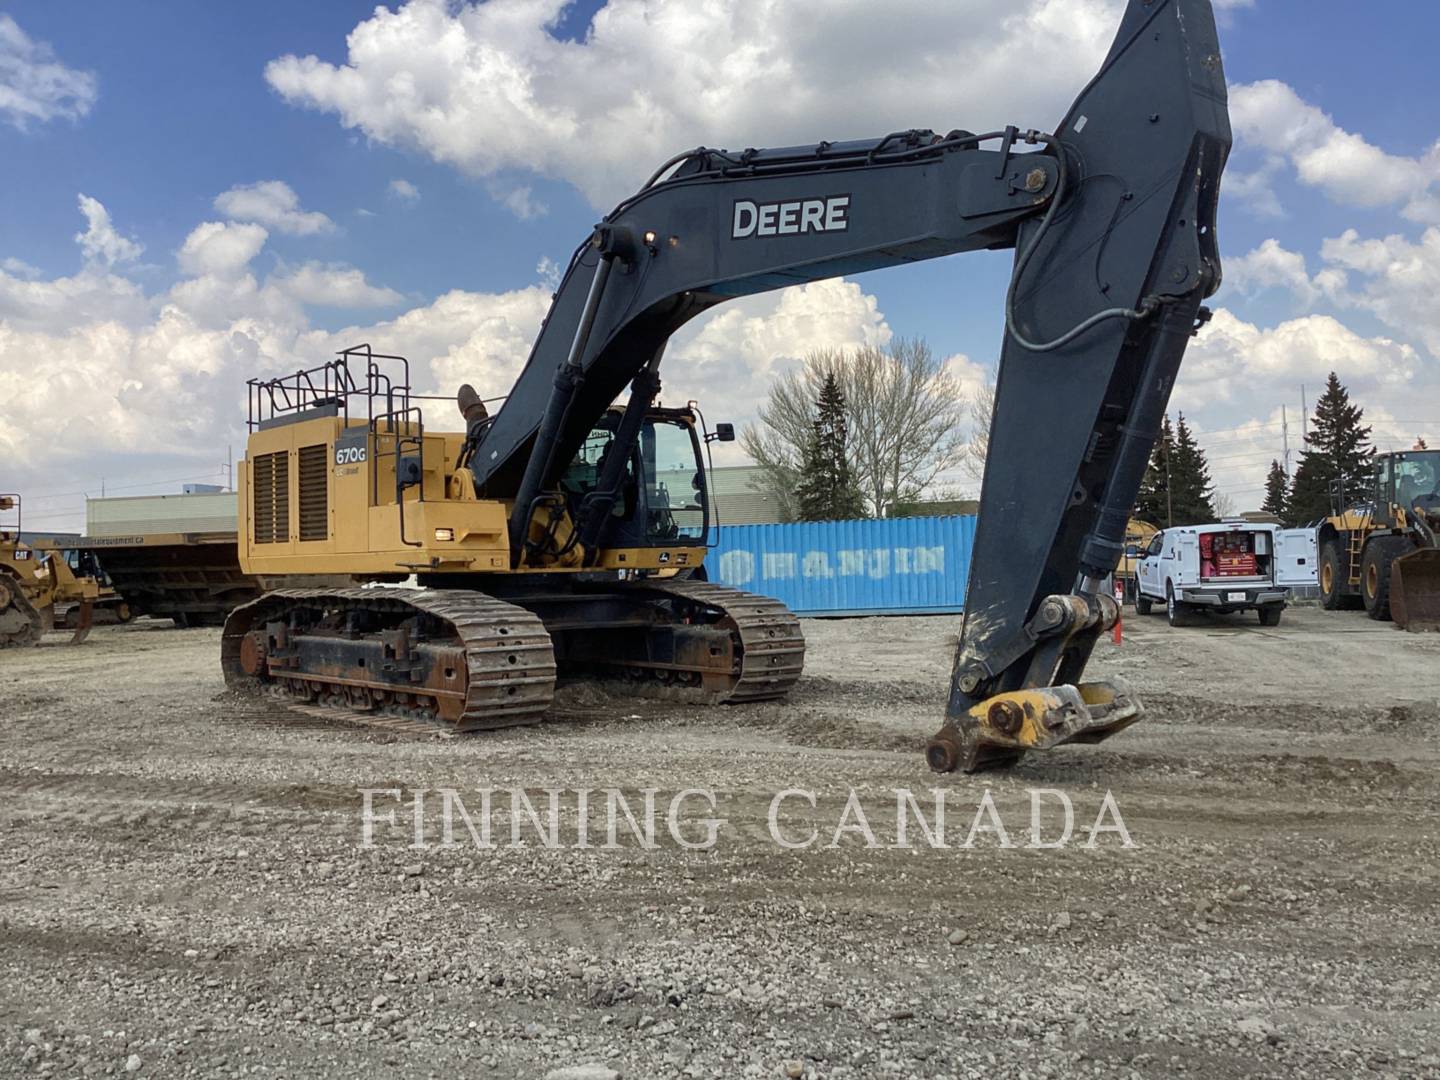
left=1300, top=384, right=1308, bottom=440
left=1281, top=404, right=1290, bottom=479
left=1163, top=426, right=1173, bottom=528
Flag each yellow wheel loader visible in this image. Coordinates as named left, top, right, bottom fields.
left=0, top=495, right=99, bottom=648
left=223, top=0, right=1232, bottom=770
left=1317, top=450, right=1440, bottom=631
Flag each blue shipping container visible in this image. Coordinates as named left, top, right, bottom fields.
left=708, top=516, right=976, bottom=616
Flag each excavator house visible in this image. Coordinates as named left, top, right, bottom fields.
left=223, top=0, right=1231, bottom=772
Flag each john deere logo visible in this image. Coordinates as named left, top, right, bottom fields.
left=732, top=196, right=850, bottom=239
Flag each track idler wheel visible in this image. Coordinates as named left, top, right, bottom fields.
left=238, top=631, right=269, bottom=676
left=926, top=678, right=1143, bottom=773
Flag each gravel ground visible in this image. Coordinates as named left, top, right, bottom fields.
left=2, top=603, right=1439, bottom=1079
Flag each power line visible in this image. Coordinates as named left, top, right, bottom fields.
left=7, top=471, right=228, bottom=506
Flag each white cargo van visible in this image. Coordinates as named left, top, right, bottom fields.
left=1135, top=521, right=1316, bottom=627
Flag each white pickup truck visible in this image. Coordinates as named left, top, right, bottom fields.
left=1135, top=521, right=1316, bottom=627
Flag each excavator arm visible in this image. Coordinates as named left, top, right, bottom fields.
left=470, top=0, right=1230, bottom=771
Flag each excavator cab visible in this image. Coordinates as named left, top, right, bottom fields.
left=555, top=407, right=711, bottom=556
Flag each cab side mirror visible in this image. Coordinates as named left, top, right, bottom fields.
left=706, top=422, right=735, bottom=444
left=1125, top=545, right=1139, bottom=558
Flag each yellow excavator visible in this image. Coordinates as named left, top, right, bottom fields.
left=0, top=495, right=99, bottom=648
left=222, top=0, right=1231, bottom=771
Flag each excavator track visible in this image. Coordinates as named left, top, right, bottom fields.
left=0, top=574, right=44, bottom=650
left=555, top=579, right=807, bottom=705
left=221, top=588, right=556, bottom=733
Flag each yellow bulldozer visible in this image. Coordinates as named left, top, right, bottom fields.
left=1316, top=449, right=1440, bottom=631
left=0, top=494, right=99, bottom=648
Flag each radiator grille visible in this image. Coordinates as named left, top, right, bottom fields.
left=298, top=444, right=329, bottom=542
left=252, top=451, right=289, bottom=544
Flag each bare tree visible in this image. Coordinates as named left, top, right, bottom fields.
left=739, top=348, right=847, bottom=521
left=1211, top=490, right=1236, bottom=519
left=959, top=372, right=996, bottom=489
left=742, top=338, right=968, bottom=518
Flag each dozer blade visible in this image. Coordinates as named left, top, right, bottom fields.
left=926, top=678, right=1143, bottom=773
left=67, top=599, right=95, bottom=645
left=1392, top=549, right=1440, bottom=632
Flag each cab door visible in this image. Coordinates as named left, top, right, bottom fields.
left=1139, top=531, right=1164, bottom=596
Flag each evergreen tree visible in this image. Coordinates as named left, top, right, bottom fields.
left=1134, top=415, right=1176, bottom=527
left=1168, top=413, right=1217, bottom=524
left=795, top=373, right=868, bottom=521
left=1285, top=372, right=1374, bottom=524
left=1262, top=460, right=1289, bottom=521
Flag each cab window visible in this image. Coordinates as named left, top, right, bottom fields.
left=640, top=419, right=705, bottom=543
left=1146, top=532, right=1165, bottom=557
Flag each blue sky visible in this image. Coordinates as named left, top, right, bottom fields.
left=3, top=0, right=1438, bottom=530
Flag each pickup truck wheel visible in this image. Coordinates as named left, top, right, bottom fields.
left=1135, top=592, right=1153, bottom=616
left=1165, top=583, right=1187, bottom=627
left=1257, top=605, right=1283, bottom=627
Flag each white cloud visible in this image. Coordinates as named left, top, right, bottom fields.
left=388, top=178, right=420, bottom=201
left=0, top=262, right=150, bottom=334
left=663, top=278, right=892, bottom=454
left=177, top=221, right=269, bottom=278
left=0, top=14, right=97, bottom=130
left=1184, top=308, right=1421, bottom=410
left=535, top=256, right=562, bottom=290
left=0, top=190, right=906, bottom=520
left=266, top=0, right=1126, bottom=210
left=74, top=194, right=144, bottom=267
left=1321, top=226, right=1440, bottom=357
left=303, top=285, right=554, bottom=403
left=214, top=180, right=334, bottom=235
left=1176, top=309, right=1435, bottom=507
left=1230, top=80, right=1440, bottom=223
left=490, top=182, right=546, bottom=220
left=272, top=262, right=404, bottom=308
left=1223, top=156, right=1286, bottom=218
left=2, top=256, right=42, bottom=279
left=1221, top=239, right=1341, bottom=308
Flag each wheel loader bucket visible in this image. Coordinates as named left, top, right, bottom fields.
left=1392, top=549, right=1440, bottom=632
